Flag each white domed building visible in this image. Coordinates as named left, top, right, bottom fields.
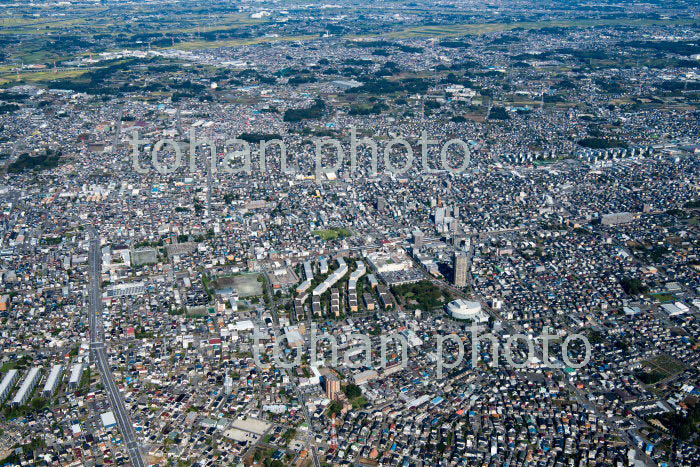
left=445, top=299, right=488, bottom=323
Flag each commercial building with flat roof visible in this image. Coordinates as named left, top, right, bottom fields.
left=353, top=369, right=378, bottom=385
left=101, top=411, right=117, bottom=429
left=446, top=299, right=488, bottom=323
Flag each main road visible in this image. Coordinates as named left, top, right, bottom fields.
left=87, top=225, right=147, bottom=467
left=262, top=272, right=322, bottom=467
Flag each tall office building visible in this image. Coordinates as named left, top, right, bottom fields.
left=377, top=197, right=386, bottom=212
left=326, top=373, right=340, bottom=400
left=413, top=229, right=424, bottom=249
left=453, top=252, right=468, bottom=287
left=435, top=207, right=446, bottom=225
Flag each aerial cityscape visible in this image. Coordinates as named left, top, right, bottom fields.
left=0, top=0, right=699, bottom=466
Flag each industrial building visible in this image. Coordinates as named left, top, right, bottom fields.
left=11, top=367, right=41, bottom=407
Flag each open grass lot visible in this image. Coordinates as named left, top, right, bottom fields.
left=0, top=4, right=265, bottom=36
left=638, top=354, right=686, bottom=384
left=233, top=274, right=264, bottom=298
left=167, top=17, right=700, bottom=52
left=383, top=18, right=700, bottom=40
left=173, top=34, right=318, bottom=51
left=0, top=18, right=88, bottom=35
left=0, top=69, right=88, bottom=86
left=649, top=292, right=677, bottom=303
left=220, top=273, right=264, bottom=298
left=163, top=14, right=268, bottom=35
left=312, top=228, right=353, bottom=241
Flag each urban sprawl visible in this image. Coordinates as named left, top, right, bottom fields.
left=0, top=0, right=700, bottom=466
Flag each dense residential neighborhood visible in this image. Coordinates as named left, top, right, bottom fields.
left=0, top=0, right=700, bottom=466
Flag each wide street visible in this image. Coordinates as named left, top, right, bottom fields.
left=263, top=272, right=322, bottom=467
left=87, top=226, right=147, bottom=467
